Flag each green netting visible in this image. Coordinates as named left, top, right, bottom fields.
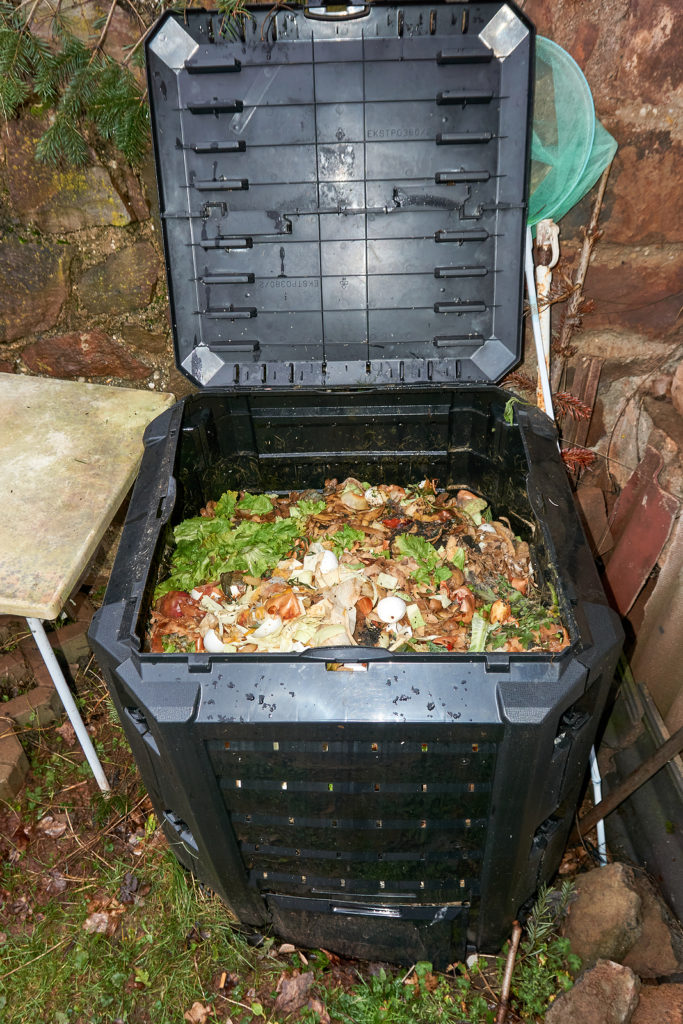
left=528, top=36, right=617, bottom=228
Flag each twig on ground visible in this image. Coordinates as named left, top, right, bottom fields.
left=495, top=921, right=523, bottom=1024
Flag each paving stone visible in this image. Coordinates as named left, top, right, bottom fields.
left=563, top=864, right=643, bottom=970
left=0, top=730, right=29, bottom=801
left=76, top=242, right=160, bottom=315
left=4, top=116, right=131, bottom=233
left=0, top=649, right=30, bottom=687
left=2, top=685, right=62, bottom=728
left=0, top=238, right=70, bottom=343
left=22, top=329, right=151, bottom=381
left=49, top=621, right=93, bottom=664
left=545, top=960, right=640, bottom=1024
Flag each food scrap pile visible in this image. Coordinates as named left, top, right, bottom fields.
left=149, top=479, right=569, bottom=656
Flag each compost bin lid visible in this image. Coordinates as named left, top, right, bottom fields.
left=147, top=2, right=533, bottom=390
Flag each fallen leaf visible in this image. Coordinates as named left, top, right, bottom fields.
left=37, top=815, right=67, bottom=839
left=45, top=869, right=67, bottom=895
left=183, top=1002, right=213, bottom=1023
left=55, top=720, right=77, bottom=746
left=307, top=996, right=331, bottom=1023
left=278, top=943, right=296, bottom=955
left=11, top=823, right=32, bottom=850
left=9, top=897, right=32, bottom=919
left=274, top=972, right=314, bottom=1015
left=118, top=872, right=139, bottom=904
left=83, top=911, right=110, bottom=934
left=0, top=932, right=7, bottom=944
left=423, top=971, right=439, bottom=992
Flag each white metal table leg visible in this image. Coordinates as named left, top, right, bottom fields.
left=26, top=617, right=111, bottom=793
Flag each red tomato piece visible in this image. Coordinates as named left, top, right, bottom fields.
left=156, top=590, right=199, bottom=620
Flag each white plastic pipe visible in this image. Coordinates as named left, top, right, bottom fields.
left=524, top=226, right=554, bottom=418
left=526, top=227, right=607, bottom=863
left=26, top=617, right=111, bottom=793
left=589, top=746, right=608, bottom=865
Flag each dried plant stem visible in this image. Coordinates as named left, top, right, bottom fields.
left=551, top=164, right=613, bottom=391
left=91, top=0, right=118, bottom=59
left=495, top=921, right=523, bottom=1024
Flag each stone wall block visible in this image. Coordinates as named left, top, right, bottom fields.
left=632, top=984, right=683, bottom=1024
left=4, top=116, right=131, bottom=233
left=22, top=329, right=151, bottom=381
left=623, top=874, right=683, bottom=978
left=576, top=245, right=682, bottom=338
left=0, top=239, right=70, bottom=343
left=76, top=242, right=160, bottom=315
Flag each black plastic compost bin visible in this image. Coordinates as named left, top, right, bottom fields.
left=89, top=2, right=623, bottom=967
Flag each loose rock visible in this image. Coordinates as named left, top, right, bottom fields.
left=545, top=960, right=640, bottom=1024
left=563, top=864, right=643, bottom=970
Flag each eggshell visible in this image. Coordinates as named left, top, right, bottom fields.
left=376, top=596, right=407, bottom=624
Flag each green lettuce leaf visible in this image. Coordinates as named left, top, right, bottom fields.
left=214, top=490, right=238, bottom=519
left=290, top=498, right=326, bottom=519
left=155, top=516, right=302, bottom=599
left=469, top=612, right=492, bottom=652
left=237, top=493, right=274, bottom=515
left=395, top=534, right=439, bottom=569
left=330, top=525, right=365, bottom=556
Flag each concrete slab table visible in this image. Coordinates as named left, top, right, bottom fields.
left=0, top=373, right=175, bottom=792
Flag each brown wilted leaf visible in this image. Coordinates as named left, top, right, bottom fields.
left=183, top=1002, right=213, bottom=1023
left=83, top=911, right=111, bottom=934
left=44, top=869, right=67, bottom=895
left=118, top=872, right=139, bottom=905
left=307, top=995, right=331, bottom=1023
left=274, top=971, right=314, bottom=1015
left=11, top=823, right=32, bottom=850
left=423, top=971, right=439, bottom=992
left=55, top=720, right=77, bottom=746
left=37, top=814, right=67, bottom=838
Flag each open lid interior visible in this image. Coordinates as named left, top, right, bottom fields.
left=147, top=2, right=533, bottom=389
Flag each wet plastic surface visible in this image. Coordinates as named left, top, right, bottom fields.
left=147, top=3, right=533, bottom=389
